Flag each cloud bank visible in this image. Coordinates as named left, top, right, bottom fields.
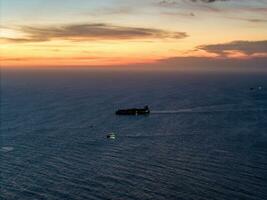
left=0, top=23, right=188, bottom=43
left=155, top=56, right=267, bottom=71
left=198, top=40, right=267, bottom=56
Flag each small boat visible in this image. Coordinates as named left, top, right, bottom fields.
left=107, top=133, right=116, bottom=139
left=116, top=106, right=150, bottom=115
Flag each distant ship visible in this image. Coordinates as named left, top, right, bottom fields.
left=116, top=106, right=150, bottom=115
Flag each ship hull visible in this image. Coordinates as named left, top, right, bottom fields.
left=115, top=106, right=150, bottom=115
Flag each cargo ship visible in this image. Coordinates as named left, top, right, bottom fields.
left=116, top=106, right=150, bottom=115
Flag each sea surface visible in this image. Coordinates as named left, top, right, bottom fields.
left=1, top=69, right=267, bottom=200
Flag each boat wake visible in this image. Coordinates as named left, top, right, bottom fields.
left=1, top=147, right=14, bottom=152
left=151, top=107, right=267, bottom=114
left=151, top=109, right=194, bottom=114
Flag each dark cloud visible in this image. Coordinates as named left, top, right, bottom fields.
left=190, top=0, right=230, bottom=3
left=0, top=37, right=44, bottom=43
left=87, top=6, right=134, bottom=16
left=157, top=0, right=230, bottom=13
left=0, top=57, right=31, bottom=61
left=230, top=17, right=267, bottom=23
left=158, top=0, right=230, bottom=6
left=252, top=8, right=267, bottom=13
left=0, top=56, right=103, bottom=62
left=161, top=11, right=195, bottom=17
left=0, top=23, right=188, bottom=43
left=158, top=0, right=179, bottom=7
left=156, top=56, right=267, bottom=71
left=246, top=18, right=267, bottom=23
left=198, top=40, right=267, bottom=56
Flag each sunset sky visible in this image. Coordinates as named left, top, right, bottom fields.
left=1, top=0, right=267, bottom=69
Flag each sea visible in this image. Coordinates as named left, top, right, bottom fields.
left=1, top=69, right=267, bottom=200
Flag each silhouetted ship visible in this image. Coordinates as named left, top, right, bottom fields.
left=116, top=106, right=150, bottom=115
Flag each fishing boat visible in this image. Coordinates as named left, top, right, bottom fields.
left=107, top=133, right=116, bottom=139
left=115, top=106, right=150, bottom=115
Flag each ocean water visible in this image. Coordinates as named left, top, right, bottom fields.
left=1, top=69, right=267, bottom=200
